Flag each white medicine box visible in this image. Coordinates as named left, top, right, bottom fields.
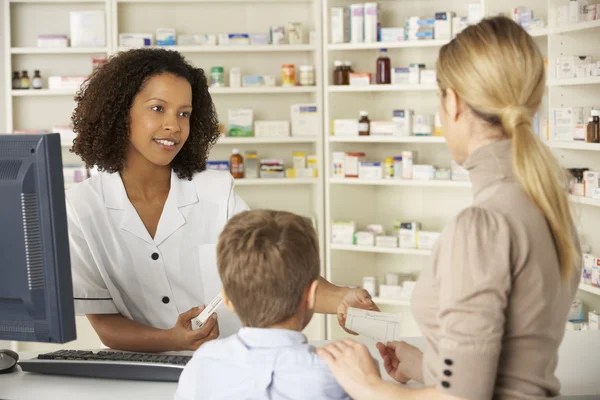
left=290, top=104, right=319, bottom=136
left=70, top=11, right=106, bottom=47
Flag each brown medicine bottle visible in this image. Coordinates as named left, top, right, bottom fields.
left=358, top=111, right=370, bottom=136
left=230, top=148, right=245, bottom=179
left=333, top=60, right=344, bottom=85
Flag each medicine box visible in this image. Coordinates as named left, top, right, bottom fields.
left=385, top=273, right=400, bottom=286
left=332, top=152, right=346, bottom=178
left=412, top=165, right=435, bottom=180
left=333, top=120, right=360, bottom=136
left=408, top=65, right=421, bottom=85
left=413, top=114, right=432, bottom=136
left=568, top=299, right=584, bottom=321
left=364, top=3, right=379, bottom=43
left=331, top=7, right=350, bottom=44
left=307, top=155, right=318, bottom=169
left=270, top=26, right=286, bottom=45
left=358, top=162, right=383, bottom=180
left=376, top=236, right=398, bottom=248
left=420, top=70, right=437, bottom=85
left=582, top=254, right=595, bottom=285
left=363, top=277, right=377, bottom=297
left=219, top=33, right=250, bottom=45
left=228, top=109, right=253, bottom=137
left=290, top=104, right=319, bottom=137
left=70, top=11, right=106, bottom=47
left=344, top=152, right=366, bottom=178
left=37, top=35, right=68, bottom=48
left=399, top=222, right=420, bottom=249
left=178, top=34, right=217, bottom=46
left=332, top=221, right=356, bottom=244
left=452, top=17, right=469, bottom=38
left=380, top=28, right=405, bottom=42
left=379, top=285, right=403, bottom=299
left=293, top=152, right=307, bottom=169
left=206, top=161, right=230, bottom=172
left=156, top=28, right=176, bottom=46
left=349, top=4, right=365, bottom=43
left=556, top=56, right=593, bottom=79
left=366, top=224, right=384, bottom=235
left=349, top=72, right=372, bottom=86
left=392, top=109, right=413, bottom=137
left=48, top=76, right=88, bottom=90
left=407, top=30, right=434, bottom=41
left=254, top=121, right=289, bottom=137
left=354, top=231, right=375, bottom=246
left=434, top=12, right=455, bottom=40
left=250, top=33, right=270, bottom=45
left=285, top=168, right=317, bottom=179
left=370, top=121, right=394, bottom=136
left=593, top=258, right=600, bottom=288
left=589, top=311, right=600, bottom=331
left=392, top=68, right=411, bottom=85
left=553, top=107, right=584, bottom=141
left=120, top=33, right=153, bottom=47
left=584, top=171, right=600, bottom=198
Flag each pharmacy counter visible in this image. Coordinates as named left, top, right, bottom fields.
left=1, top=332, right=599, bottom=399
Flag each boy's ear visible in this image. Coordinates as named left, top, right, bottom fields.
left=306, top=280, right=319, bottom=310
left=221, top=288, right=235, bottom=313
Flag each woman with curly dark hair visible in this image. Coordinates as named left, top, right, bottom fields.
left=65, top=48, right=249, bottom=353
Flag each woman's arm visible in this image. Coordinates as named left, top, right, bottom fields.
left=314, top=277, right=348, bottom=314
left=87, top=306, right=219, bottom=353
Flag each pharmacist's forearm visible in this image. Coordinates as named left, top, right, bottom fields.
left=360, top=379, right=455, bottom=400
left=86, top=314, right=174, bottom=353
left=315, top=277, right=348, bottom=314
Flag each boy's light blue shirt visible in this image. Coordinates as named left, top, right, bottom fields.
left=174, top=327, right=350, bottom=400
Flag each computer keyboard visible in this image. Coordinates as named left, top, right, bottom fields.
left=18, top=350, right=192, bottom=382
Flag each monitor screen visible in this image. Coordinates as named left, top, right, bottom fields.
left=0, top=133, right=76, bottom=343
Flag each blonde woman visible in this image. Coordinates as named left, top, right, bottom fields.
left=318, top=16, right=581, bottom=400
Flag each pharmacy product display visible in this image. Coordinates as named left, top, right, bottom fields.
left=555, top=56, right=600, bottom=80
left=208, top=150, right=318, bottom=181
left=331, top=151, right=467, bottom=182
left=119, top=22, right=314, bottom=48
left=35, top=11, right=106, bottom=49
left=208, top=64, right=316, bottom=89
left=331, top=58, right=436, bottom=87
left=332, top=221, right=440, bottom=251
left=568, top=168, right=600, bottom=199
left=551, top=107, right=600, bottom=143
left=225, top=106, right=319, bottom=138
left=332, top=110, right=442, bottom=137
left=551, top=0, right=600, bottom=26
left=362, top=274, right=417, bottom=302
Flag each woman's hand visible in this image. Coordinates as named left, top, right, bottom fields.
left=317, top=339, right=382, bottom=400
left=337, top=288, right=380, bottom=334
left=168, top=306, right=220, bottom=351
left=376, top=341, right=424, bottom=384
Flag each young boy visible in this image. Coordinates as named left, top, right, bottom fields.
left=175, top=210, right=350, bottom=400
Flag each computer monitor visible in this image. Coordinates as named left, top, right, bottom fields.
left=0, top=133, right=76, bottom=343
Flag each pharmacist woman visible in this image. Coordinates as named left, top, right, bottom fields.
left=317, top=16, right=582, bottom=400
left=66, top=48, right=377, bottom=353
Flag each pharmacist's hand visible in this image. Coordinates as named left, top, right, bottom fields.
left=169, top=306, right=220, bottom=351
left=337, top=288, right=380, bottom=335
left=376, top=341, right=424, bottom=384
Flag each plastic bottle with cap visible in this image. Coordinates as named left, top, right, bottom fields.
left=229, top=148, right=244, bottom=179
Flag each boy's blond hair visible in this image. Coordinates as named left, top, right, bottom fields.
left=217, top=210, right=320, bottom=328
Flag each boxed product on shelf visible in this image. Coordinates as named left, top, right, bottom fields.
left=358, top=162, right=383, bottom=179
left=70, top=11, right=106, bottom=47
left=399, top=222, right=420, bottom=249
left=569, top=299, right=584, bottom=321
left=418, top=231, right=440, bottom=250
left=467, top=2, right=484, bottom=24
left=364, top=3, right=379, bottom=43
left=344, top=152, right=366, bottom=178
left=287, top=22, right=304, bottom=45
left=583, top=4, right=598, bottom=21
left=451, top=161, right=470, bottom=181
left=402, top=281, right=417, bottom=298
left=270, top=26, right=286, bottom=45
left=331, top=7, right=350, bottom=44
left=420, top=70, right=437, bottom=85
left=48, top=76, right=88, bottom=90
left=376, top=235, right=398, bottom=248
left=293, top=152, right=307, bottom=169
left=242, top=75, right=275, bottom=87
left=354, top=231, right=375, bottom=246
left=434, top=168, right=451, bottom=180
left=245, top=151, right=259, bottom=179
left=553, top=107, right=584, bottom=141
left=156, top=28, right=176, bottom=46
left=363, top=276, right=377, bottom=297
left=349, top=72, right=372, bottom=85
left=452, top=17, right=469, bottom=37
left=434, top=112, right=443, bottom=136
left=333, top=119, right=359, bottom=136
left=349, top=4, right=365, bottom=43
left=218, top=33, right=250, bottom=45
left=582, top=254, right=595, bottom=286
left=556, top=56, right=593, bottom=79
left=593, top=259, right=600, bottom=287
left=409, top=63, right=425, bottom=84
left=332, top=221, right=356, bottom=245
left=290, top=104, right=319, bottom=136
left=380, top=28, right=405, bottom=42
left=254, top=121, right=289, bottom=137
left=260, top=159, right=285, bottom=178
left=307, top=155, right=318, bottom=169
left=37, top=34, right=68, bottom=48
left=366, top=224, right=384, bottom=235
left=228, top=109, right=253, bottom=137
left=371, top=121, right=393, bottom=136
left=412, top=165, right=435, bottom=180
left=434, top=12, right=455, bottom=40
left=332, top=152, right=346, bottom=178
left=286, top=168, right=317, bottom=178
left=590, top=311, right=600, bottom=330
left=178, top=34, right=217, bottom=46
left=206, top=161, right=230, bottom=172
left=413, top=114, right=433, bottom=136
left=120, top=33, right=153, bottom=47
left=392, top=109, right=413, bottom=136
left=251, top=33, right=270, bottom=45
left=584, top=171, right=600, bottom=197
left=391, top=68, right=410, bottom=85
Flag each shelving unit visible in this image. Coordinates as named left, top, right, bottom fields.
left=569, top=195, right=600, bottom=208
left=329, top=178, right=472, bottom=188
left=328, top=84, right=438, bottom=93
left=372, top=297, right=411, bottom=306
left=329, top=136, right=446, bottom=144
left=546, top=141, right=600, bottom=151
left=330, top=244, right=431, bottom=256
left=579, top=284, right=600, bottom=296
left=117, top=44, right=315, bottom=53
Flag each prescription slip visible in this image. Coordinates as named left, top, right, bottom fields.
left=345, top=308, right=402, bottom=343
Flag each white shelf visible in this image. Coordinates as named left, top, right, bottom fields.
left=569, top=195, right=600, bottom=208
left=548, top=77, right=600, bottom=87
left=117, top=0, right=309, bottom=2
left=329, top=136, right=445, bottom=144
left=551, top=20, right=600, bottom=34
left=11, top=47, right=108, bottom=55
left=545, top=141, right=600, bottom=151
left=528, top=29, right=549, bottom=37
left=11, top=89, right=77, bottom=97
left=234, top=178, right=318, bottom=186
left=117, top=45, right=315, bottom=53
left=209, top=87, right=317, bottom=94
left=330, top=244, right=431, bottom=256
left=372, top=297, right=411, bottom=306
left=579, top=284, right=600, bottom=296
left=10, top=0, right=104, bottom=2
left=217, top=137, right=317, bottom=145
left=329, top=84, right=437, bottom=93
left=329, top=178, right=472, bottom=188
left=328, top=40, right=449, bottom=51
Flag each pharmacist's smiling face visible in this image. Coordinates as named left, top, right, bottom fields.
left=127, top=73, right=192, bottom=167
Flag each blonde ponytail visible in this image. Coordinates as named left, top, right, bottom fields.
left=503, top=109, right=579, bottom=279
left=437, top=16, right=579, bottom=279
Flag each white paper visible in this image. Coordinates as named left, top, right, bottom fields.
left=345, top=307, right=402, bottom=343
